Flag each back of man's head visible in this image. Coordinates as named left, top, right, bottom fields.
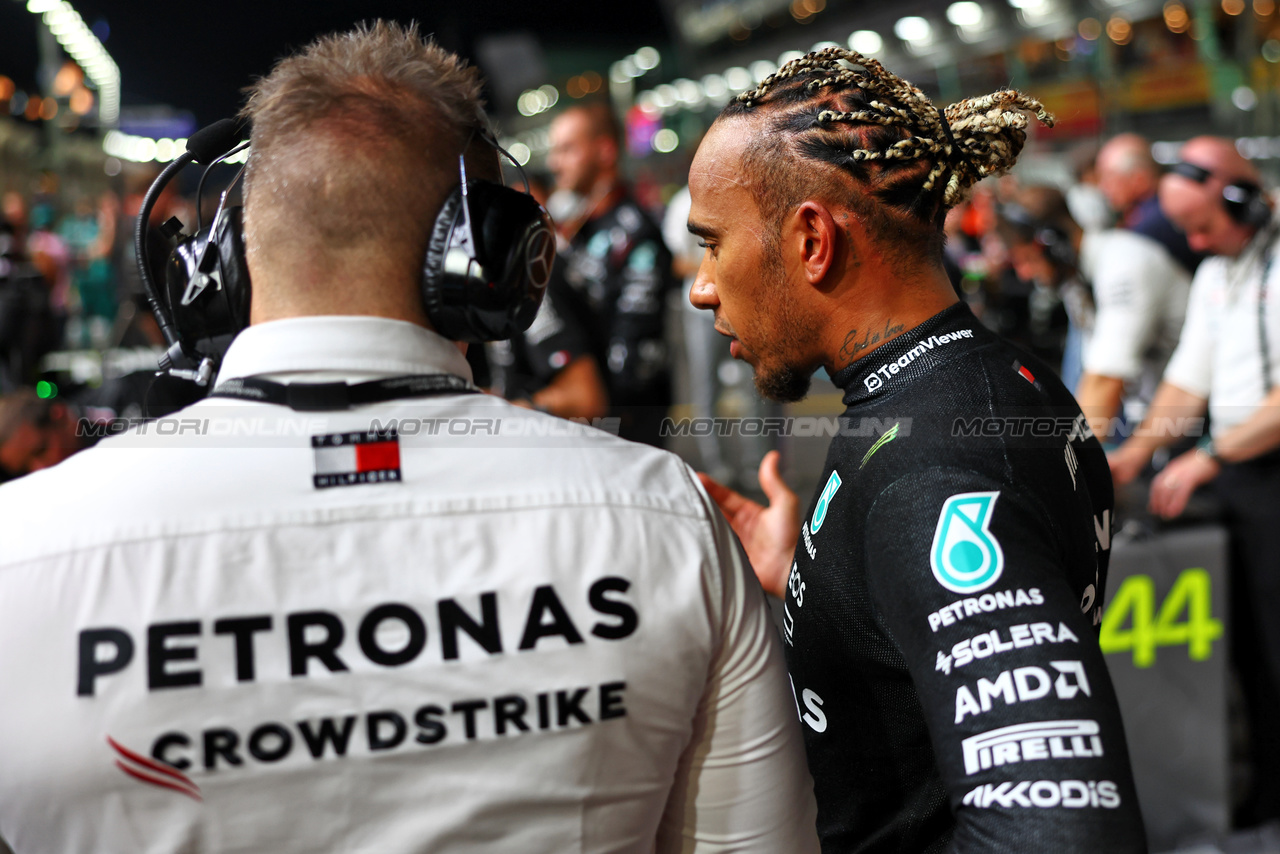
left=1095, top=133, right=1158, bottom=215
left=241, top=21, right=483, bottom=321
left=1159, top=135, right=1267, bottom=258
left=994, top=185, right=1080, bottom=283
left=1178, top=135, right=1261, bottom=186
left=997, top=185, right=1078, bottom=243
left=0, top=389, right=77, bottom=480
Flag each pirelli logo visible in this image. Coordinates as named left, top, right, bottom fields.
left=961, top=719, right=1103, bottom=775
left=312, top=430, right=401, bottom=489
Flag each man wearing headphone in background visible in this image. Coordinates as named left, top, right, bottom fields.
left=1093, top=133, right=1201, bottom=278
left=483, top=261, right=610, bottom=421
left=0, top=387, right=87, bottom=480
left=547, top=103, right=675, bottom=448
left=1110, top=136, right=1280, bottom=827
left=995, top=185, right=1191, bottom=439
left=0, top=23, right=819, bottom=852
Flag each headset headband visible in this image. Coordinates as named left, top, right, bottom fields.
left=1169, top=161, right=1213, bottom=184
left=1170, top=159, right=1265, bottom=197
left=138, top=115, right=554, bottom=385
left=1169, top=159, right=1270, bottom=228
left=996, top=201, right=1041, bottom=234
left=996, top=200, right=1077, bottom=269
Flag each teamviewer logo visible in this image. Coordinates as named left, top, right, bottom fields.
left=864, top=374, right=883, bottom=392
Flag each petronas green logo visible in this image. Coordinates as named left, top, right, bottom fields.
left=930, top=491, right=1004, bottom=594
left=810, top=470, right=842, bottom=535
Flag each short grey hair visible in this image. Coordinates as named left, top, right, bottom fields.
left=240, top=21, right=484, bottom=258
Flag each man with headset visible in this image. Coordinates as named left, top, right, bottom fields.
left=484, top=262, right=610, bottom=420
left=547, top=103, right=675, bottom=447
left=0, top=23, right=818, bottom=852
left=1093, top=133, right=1200, bottom=277
left=1110, top=135, right=1280, bottom=825
left=995, top=185, right=1191, bottom=437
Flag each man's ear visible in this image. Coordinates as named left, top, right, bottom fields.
left=786, top=200, right=841, bottom=289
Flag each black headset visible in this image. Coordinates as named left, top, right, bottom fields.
left=1169, top=161, right=1272, bottom=228
left=137, top=119, right=556, bottom=386
left=996, top=201, right=1078, bottom=269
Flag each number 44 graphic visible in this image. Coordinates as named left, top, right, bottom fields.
left=1099, top=568, right=1223, bottom=668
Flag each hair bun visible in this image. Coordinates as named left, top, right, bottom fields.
left=940, top=91, right=1055, bottom=206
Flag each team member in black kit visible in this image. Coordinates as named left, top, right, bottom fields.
left=690, top=49, right=1146, bottom=852
left=548, top=103, right=675, bottom=446
left=486, top=265, right=609, bottom=419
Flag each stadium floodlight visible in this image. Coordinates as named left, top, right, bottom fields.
left=25, top=0, right=119, bottom=125
left=894, top=16, right=933, bottom=43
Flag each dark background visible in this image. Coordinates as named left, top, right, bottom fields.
left=0, top=0, right=671, bottom=126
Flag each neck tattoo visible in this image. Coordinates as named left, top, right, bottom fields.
left=838, top=317, right=906, bottom=369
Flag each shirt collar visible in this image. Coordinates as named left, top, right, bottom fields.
left=215, top=316, right=474, bottom=385
left=831, top=302, right=984, bottom=407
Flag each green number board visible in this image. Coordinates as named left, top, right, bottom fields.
left=1099, top=568, right=1223, bottom=668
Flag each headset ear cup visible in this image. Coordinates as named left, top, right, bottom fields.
left=221, top=209, right=252, bottom=331
left=422, top=181, right=553, bottom=342
left=1219, top=182, right=1271, bottom=227
left=422, top=187, right=467, bottom=337
left=1036, top=227, right=1076, bottom=269
left=1251, top=197, right=1272, bottom=227
left=164, top=206, right=252, bottom=355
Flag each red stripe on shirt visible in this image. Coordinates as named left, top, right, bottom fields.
left=356, top=441, right=400, bottom=472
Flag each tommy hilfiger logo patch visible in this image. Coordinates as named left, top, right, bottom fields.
left=312, top=429, right=401, bottom=489
left=108, top=735, right=202, bottom=801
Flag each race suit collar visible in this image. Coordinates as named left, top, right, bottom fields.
left=833, top=302, right=982, bottom=407
left=215, top=316, right=474, bottom=385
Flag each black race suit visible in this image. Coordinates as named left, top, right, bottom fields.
left=561, top=192, right=674, bottom=446
left=784, top=303, right=1146, bottom=853
left=486, top=264, right=596, bottom=403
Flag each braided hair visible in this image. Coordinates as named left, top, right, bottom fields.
left=721, top=47, right=1053, bottom=262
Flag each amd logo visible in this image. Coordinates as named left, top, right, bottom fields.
left=954, top=660, right=1091, bottom=724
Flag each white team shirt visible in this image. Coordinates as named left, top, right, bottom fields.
left=1162, top=223, right=1280, bottom=434
left=1077, top=229, right=1191, bottom=420
left=0, top=316, right=817, bottom=853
